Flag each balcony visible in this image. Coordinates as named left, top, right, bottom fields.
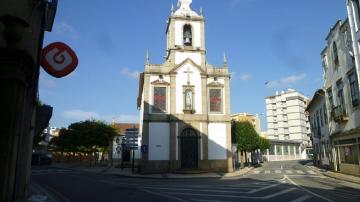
left=332, top=105, right=349, bottom=123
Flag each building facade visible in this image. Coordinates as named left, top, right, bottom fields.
left=306, top=89, right=332, bottom=169
left=322, top=18, right=360, bottom=176
left=231, top=113, right=261, bottom=134
left=265, top=89, right=311, bottom=160
left=137, top=0, right=233, bottom=173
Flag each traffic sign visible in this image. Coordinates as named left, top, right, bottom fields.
left=41, top=42, right=78, bottom=78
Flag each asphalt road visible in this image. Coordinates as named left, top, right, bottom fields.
left=31, top=160, right=360, bottom=202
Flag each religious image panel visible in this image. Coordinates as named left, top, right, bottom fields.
left=153, top=87, right=166, bottom=113
left=209, top=89, right=222, bottom=113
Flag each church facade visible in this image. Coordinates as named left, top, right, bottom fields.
left=137, top=0, right=233, bottom=173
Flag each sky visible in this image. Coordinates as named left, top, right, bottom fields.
left=40, top=0, right=346, bottom=130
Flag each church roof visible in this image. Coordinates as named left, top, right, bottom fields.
left=174, top=0, right=199, bottom=17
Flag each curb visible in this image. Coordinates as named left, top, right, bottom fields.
left=49, top=164, right=254, bottom=179
left=305, top=165, right=360, bottom=184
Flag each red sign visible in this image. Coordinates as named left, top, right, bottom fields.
left=41, top=42, right=78, bottom=78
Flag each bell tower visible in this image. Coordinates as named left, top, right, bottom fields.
left=166, top=0, right=206, bottom=68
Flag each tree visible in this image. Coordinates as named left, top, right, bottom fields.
left=49, top=120, right=117, bottom=165
left=258, top=137, right=271, bottom=153
left=232, top=121, right=260, bottom=166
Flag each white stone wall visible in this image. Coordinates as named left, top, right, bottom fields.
left=208, top=123, right=227, bottom=160
left=175, top=52, right=202, bottom=66
left=149, top=123, right=170, bottom=160
left=175, top=63, right=202, bottom=114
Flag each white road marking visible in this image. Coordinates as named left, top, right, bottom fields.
left=262, top=188, right=297, bottom=199
left=143, top=186, right=251, bottom=194
left=265, top=170, right=271, bottom=174
left=142, top=188, right=190, bottom=202
left=296, top=170, right=305, bottom=174
left=253, top=170, right=260, bottom=174
left=307, top=170, right=316, bottom=175
left=286, top=170, right=293, bottom=174
left=247, top=182, right=284, bottom=194
left=275, top=170, right=282, bottom=174
left=284, top=175, right=334, bottom=202
left=192, top=199, right=233, bottom=202
left=162, top=188, right=296, bottom=199
left=290, top=195, right=311, bottom=202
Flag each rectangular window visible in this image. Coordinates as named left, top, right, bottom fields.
left=276, top=145, right=282, bottom=155
left=320, top=108, right=324, bottom=127
left=316, top=111, right=320, bottom=129
left=339, top=145, right=359, bottom=165
left=153, top=87, right=166, bottom=113
left=284, top=145, right=289, bottom=155
left=348, top=71, right=360, bottom=107
left=323, top=104, right=328, bottom=124
left=333, top=42, right=339, bottom=66
left=327, top=88, right=334, bottom=109
left=337, top=80, right=346, bottom=115
left=269, top=144, right=275, bottom=155
left=209, top=89, right=222, bottom=112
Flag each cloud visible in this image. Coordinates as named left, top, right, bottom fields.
left=266, top=73, right=306, bottom=88
left=112, top=114, right=139, bottom=123
left=53, top=22, right=79, bottom=40
left=63, top=110, right=99, bottom=120
left=121, top=68, right=140, bottom=80
left=280, top=73, right=306, bottom=85
left=39, top=76, right=56, bottom=88
left=240, top=73, right=252, bottom=81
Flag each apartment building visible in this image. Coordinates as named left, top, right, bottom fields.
left=322, top=17, right=360, bottom=176
left=265, top=89, right=311, bottom=160
left=231, top=113, right=261, bottom=134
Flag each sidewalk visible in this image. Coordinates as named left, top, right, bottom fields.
left=50, top=163, right=254, bottom=179
left=27, top=182, right=57, bottom=202
left=306, top=165, right=360, bottom=184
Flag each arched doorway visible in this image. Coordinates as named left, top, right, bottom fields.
left=180, top=128, right=198, bottom=169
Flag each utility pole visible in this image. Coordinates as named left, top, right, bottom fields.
left=0, top=1, right=57, bottom=201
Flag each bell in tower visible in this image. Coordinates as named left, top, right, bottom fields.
left=183, top=24, right=192, bottom=46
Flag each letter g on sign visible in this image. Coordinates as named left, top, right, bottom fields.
left=41, top=42, right=78, bottom=78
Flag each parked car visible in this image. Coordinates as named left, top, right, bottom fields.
left=31, top=153, right=52, bottom=165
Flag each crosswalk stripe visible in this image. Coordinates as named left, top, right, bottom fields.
left=285, top=170, right=293, bottom=174
left=291, top=195, right=312, bottom=202
left=275, top=170, right=282, bottom=174
left=265, top=170, right=271, bottom=174
left=253, top=170, right=260, bottom=174
left=296, top=170, right=304, bottom=174
left=307, top=170, right=316, bottom=175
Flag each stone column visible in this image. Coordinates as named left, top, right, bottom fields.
left=169, top=74, right=177, bottom=170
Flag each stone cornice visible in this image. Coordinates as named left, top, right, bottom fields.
left=170, top=58, right=205, bottom=74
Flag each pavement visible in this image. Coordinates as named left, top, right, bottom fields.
left=305, top=164, right=360, bottom=184
left=29, top=161, right=360, bottom=202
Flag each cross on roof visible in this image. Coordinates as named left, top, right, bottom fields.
left=184, top=67, right=193, bottom=85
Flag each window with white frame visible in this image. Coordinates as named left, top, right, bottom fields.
left=348, top=70, right=360, bottom=107
left=152, top=86, right=167, bottom=113
left=209, top=88, right=223, bottom=113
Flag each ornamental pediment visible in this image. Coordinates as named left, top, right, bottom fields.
left=207, top=81, right=224, bottom=87
left=151, top=79, right=170, bottom=86
left=169, top=58, right=205, bottom=74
